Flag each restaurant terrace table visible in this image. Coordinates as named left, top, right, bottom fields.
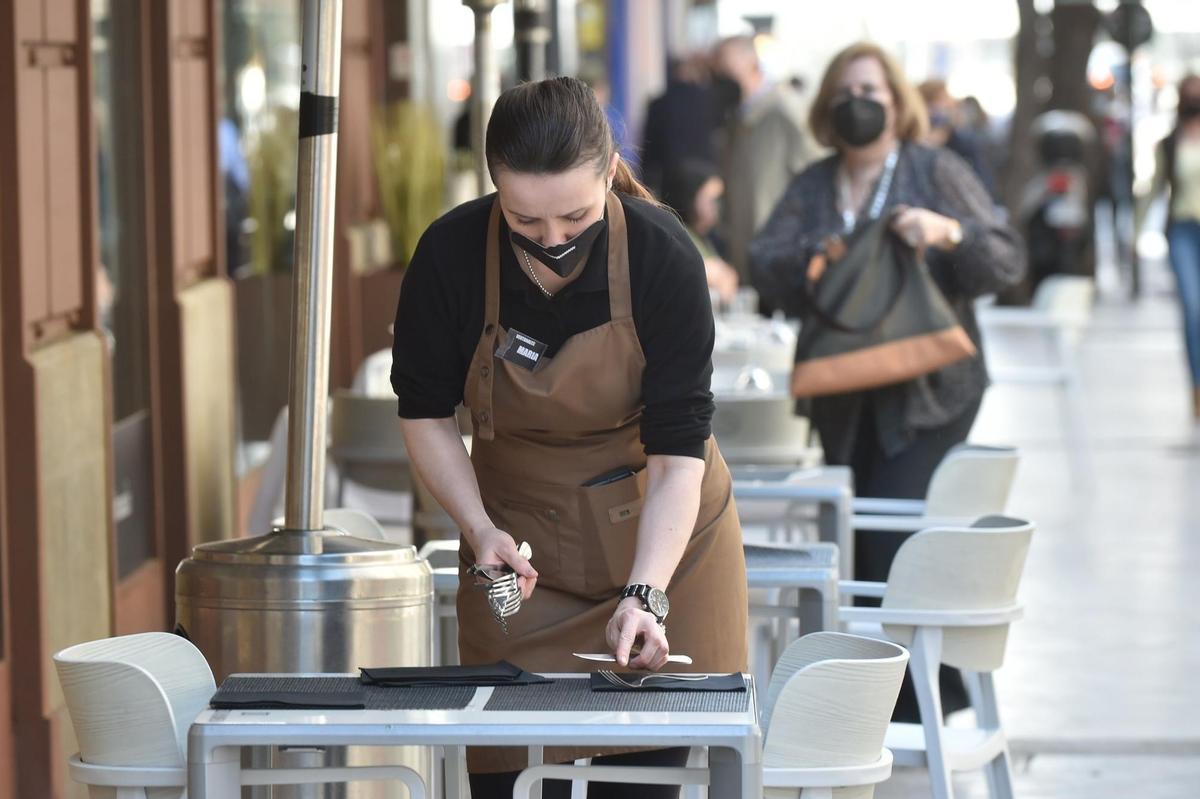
left=732, top=465, right=855, bottom=577
left=187, top=673, right=762, bottom=799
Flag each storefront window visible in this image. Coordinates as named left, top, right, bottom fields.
left=92, top=0, right=155, bottom=578
left=221, top=0, right=302, bottom=277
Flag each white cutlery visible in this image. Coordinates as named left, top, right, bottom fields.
left=573, top=652, right=693, bottom=665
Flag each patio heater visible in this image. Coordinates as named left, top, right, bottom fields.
left=463, top=0, right=503, bottom=194
left=175, top=2, right=433, bottom=797
left=514, top=0, right=550, bottom=82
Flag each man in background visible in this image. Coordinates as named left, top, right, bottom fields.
left=712, top=35, right=814, bottom=282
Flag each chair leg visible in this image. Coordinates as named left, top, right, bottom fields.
left=683, top=747, right=706, bottom=799
left=909, top=626, right=954, bottom=799
left=443, top=746, right=467, bottom=799
left=572, top=757, right=591, bottom=799
left=973, top=672, right=1015, bottom=799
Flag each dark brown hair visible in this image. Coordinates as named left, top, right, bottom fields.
left=485, top=76, right=656, bottom=202
left=808, top=42, right=928, bottom=149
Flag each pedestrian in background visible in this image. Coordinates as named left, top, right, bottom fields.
left=1146, top=74, right=1200, bottom=424
left=659, top=160, right=739, bottom=306
left=918, top=79, right=999, bottom=202
left=640, top=55, right=718, bottom=196
left=750, top=43, right=1024, bottom=720
left=711, top=35, right=813, bottom=283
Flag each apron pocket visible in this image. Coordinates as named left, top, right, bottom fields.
left=579, top=470, right=647, bottom=596
left=492, top=497, right=567, bottom=586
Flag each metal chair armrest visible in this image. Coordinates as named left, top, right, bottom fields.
left=838, top=604, right=1024, bottom=627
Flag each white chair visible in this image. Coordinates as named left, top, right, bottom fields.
left=328, top=390, right=413, bottom=525
left=54, top=632, right=426, bottom=799
left=246, top=406, right=340, bottom=536
left=838, top=516, right=1035, bottom=799
left=323, top=507, right=389, bottom=540
left=977, top=275, right=1094, bottom=476
left=513, top=631, right=909, bottom=799
left=852, top=444, right=1019, bottom=533
left=351, top=347, right=395, bottom=398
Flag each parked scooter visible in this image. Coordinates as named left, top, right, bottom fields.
left=1016, top=110, right=1097, bottom=296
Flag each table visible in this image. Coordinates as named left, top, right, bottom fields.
left=188, top=674, right=762, bottom=799
left=732, top=465, right=855, bottom=577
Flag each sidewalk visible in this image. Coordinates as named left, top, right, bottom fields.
left=878, top=284, right=1200, bottom=797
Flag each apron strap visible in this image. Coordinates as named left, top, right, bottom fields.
left=605, top=192, right=633, bottom=321
left=471, top=198, right=504, bottom=441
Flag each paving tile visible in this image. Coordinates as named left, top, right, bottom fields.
left=875, top=270, right=1200, bottom=796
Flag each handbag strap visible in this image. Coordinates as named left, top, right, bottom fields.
left=840, top=148, right=900, bottom=233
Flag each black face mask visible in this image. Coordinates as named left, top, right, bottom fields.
left=510, top=217, right=606, bottom=278
left=832, top=96, right=887, bottom=148
left=1180, top=102, right=1200, bottom=121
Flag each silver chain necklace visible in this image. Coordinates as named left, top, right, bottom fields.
left=520, top=248, right=555, bottom=298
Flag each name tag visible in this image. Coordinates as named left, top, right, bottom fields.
left=495, top=328, right=549, bottom=372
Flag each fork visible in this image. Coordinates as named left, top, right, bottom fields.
left=470, top=541, right=532, bottom=635
left=597, top=670, right=710, bottom=689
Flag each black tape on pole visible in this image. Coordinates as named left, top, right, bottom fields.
left=299, top=91, right=338, bottom=138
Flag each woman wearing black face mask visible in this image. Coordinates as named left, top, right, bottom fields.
left=1145, top=74, right=1200, bottom=424
left=750, top=42, right=1025, bottom=719
left=392, top=77, right=747, bottom=799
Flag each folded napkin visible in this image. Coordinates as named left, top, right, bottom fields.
left=210, top=690, right=366, bottom=710
left=589, top=672, right=746, bottom=692
left=359, top=660, right=550, bottom=687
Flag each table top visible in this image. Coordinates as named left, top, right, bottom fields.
left=194, top=672, right=758, bottom=728
left=732, top=465, right=853, bottom=498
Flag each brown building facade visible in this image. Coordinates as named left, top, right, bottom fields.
left=0, top=1, right=398, bottom=796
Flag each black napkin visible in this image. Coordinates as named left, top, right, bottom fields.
left=359, top=660, right=550, bottom=687
left=589, top=673, right=747, bottom=692
left=210, top=690, right=366, bottom=710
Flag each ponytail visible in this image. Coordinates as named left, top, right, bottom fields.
left=612, top=157, right=658, bottom=203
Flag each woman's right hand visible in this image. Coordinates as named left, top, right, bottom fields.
left=468, top=526, right=539, bottom=600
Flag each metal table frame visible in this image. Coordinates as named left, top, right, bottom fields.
left=187, top=675, right=762, bottom=799
left=732, top=465, right=855, bottom=577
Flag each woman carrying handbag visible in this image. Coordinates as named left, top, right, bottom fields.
left=750, top=42, right=1025, bottom=719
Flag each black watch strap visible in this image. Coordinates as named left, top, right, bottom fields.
left=619, top=584, right=667, bottom=624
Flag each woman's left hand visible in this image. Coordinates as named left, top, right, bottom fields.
left=606, top=598, right=670, bottom=671
left=891, top=206, right=962, bottom=251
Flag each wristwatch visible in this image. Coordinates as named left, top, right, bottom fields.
left=619, top=584, right=669, bottom=626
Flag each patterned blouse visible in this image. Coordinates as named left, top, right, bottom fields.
left=749, top=142, right=1026, bottom=460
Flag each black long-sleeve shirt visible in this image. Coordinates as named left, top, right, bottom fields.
left=391, top=192, right=716, bottom=460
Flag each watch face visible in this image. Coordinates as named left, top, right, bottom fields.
left=647, top=588, right=669, bottom=620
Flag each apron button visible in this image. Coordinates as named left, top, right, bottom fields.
left=481, top=366, right=490, bottom=378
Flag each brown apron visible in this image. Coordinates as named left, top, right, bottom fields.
left=459, top=193, right=748, bottom=774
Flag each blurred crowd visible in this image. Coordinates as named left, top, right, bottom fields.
left=637, top=36, right=1200, bottom=423
left=637, top=36, right=1013, bottom=307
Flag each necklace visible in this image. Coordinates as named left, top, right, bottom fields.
left=520, top=248, right=555, bottom=298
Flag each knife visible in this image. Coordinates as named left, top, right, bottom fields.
left=573, top=653, right=693, bottom=665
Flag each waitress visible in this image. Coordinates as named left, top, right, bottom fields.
left=391, top=76, right=748, bottom=799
